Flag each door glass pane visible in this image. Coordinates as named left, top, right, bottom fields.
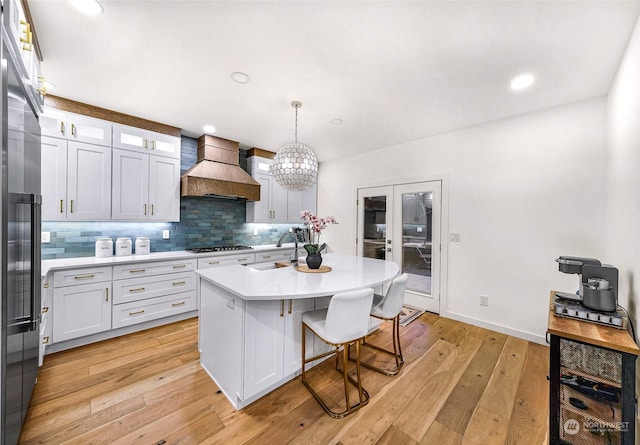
left=362, top=196, right=386, bottom=260
left=401, top=192, right=432, bottom=295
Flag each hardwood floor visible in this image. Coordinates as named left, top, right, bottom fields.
left=19, top=314, right=549, bottom=444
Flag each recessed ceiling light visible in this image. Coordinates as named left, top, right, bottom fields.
left=329, top=118, right=343, bottom=125
left=68, top=0, right=103, bottom=16
left=230, top=72, right=250, bottom=84
left=510, top=73, right=535, bottom=91
left=203, top=125, right=216, bottom=134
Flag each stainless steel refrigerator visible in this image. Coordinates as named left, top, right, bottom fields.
left=0, top=9, right=42, bottom=445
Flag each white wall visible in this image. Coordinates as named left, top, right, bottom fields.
left=606, top=15, right=640, bottom=427
left=607, top=15, right=640, bottom=333
left=318, top=97, right=608, bottom=342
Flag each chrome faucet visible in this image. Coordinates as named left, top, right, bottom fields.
left=277, top=228, right=300, bottom=265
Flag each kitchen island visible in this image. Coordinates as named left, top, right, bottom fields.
left=197, top=253, right=400, bottom=409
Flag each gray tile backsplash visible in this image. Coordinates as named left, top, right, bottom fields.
left=42, top=136, right=294, bottom=259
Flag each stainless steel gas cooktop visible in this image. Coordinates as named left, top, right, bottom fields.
left=187, top=245, right=253, bottom=254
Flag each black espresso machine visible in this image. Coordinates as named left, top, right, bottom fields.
left=555, top=256, right=619, bottom=312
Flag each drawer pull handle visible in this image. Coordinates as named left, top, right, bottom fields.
left=129, top=269, right=146, bottom=273
left=172, top=301, right=186, bottom=307
left=237, top=258, right=248, bottom=262
left=288, top=299, right=292, bottom=314
left=129, top=287, right=145, bottom=293
left=60, top=199, right=64, bottom=213
left=172, top=281, right=186, bottom=286
left=129, top=310, right=145, bottom=316
left=42, top=306, right=49, bottom=313
left=105, top=288, right=109, bottom=302
left=60, top=121, right=65, bottom=135
left=71, top=123, right=76, bottom=137
left=208, top=260, right=220, bottom=265
left=74, top=274, right=95, bottom=280
left=263, top=255, right=272, bottom=259
left=172, top=264, right=186, bottom=269
left=43, top=336, right=49, bottom=345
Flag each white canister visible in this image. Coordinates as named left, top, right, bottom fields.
left=135, top=237, right=150, bottom=255
left=95, top=237, right=113, bottom=258
left=116, top=237, right=132, bottom=256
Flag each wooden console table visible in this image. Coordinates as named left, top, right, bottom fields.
left=548, top=291, right=638, bottom=445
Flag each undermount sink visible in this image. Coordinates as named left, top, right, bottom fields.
left=247, top=262, right=294, bottom=271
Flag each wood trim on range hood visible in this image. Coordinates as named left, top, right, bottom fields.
left=181, top=135, right=261, bottom=201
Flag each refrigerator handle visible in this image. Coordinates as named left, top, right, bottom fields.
left=30, top=193, right=42, bottom=330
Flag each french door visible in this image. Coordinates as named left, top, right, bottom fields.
left=357, top=181, right=441, bottom=313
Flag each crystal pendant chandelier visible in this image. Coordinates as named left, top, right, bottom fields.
left=271, top=101, right=318, bottom=191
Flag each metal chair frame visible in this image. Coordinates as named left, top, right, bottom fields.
left=301, top=323, right=370, bottom=419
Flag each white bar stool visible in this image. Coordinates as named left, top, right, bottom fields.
left=301, top=288, right=374, bottom=418
left=358, top=273, right=409, bottom=376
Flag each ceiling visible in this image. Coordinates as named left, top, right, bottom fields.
left=28, top=1, right=640, bottom=163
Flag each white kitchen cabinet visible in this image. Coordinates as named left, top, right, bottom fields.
left=254, top=250, right=293, bottom=264
left=286, top=182, right=317, bottom=222
left=197, top=253, right=256, bottom=269
left=243, top=300, right=285, bottom=397
left=42, top=139, right=112, bottom=221
left=246, top=155, right=316, bottom=224
left=112, top=292, right=196, bottom=329
left=39, top=277, right=52, bottom=366
left=67, top=141, right=112, bottom=220
left=113, top=123, right=181, bottom=159
left=41, top=136, right=67, bottom=220
left=243, top=297, right=314, bottom=399
left=112, top=271, right=195, bottom=305
left=52, top=281, right=112, bottom=343
left=246, top=172, right=287, bottom=223
left=111, top=148, right=149, bottom=220
left=148, top=155, right=180, bottom=221
left=110, top=149, right=180, bottom=221
left=112, top=149, right=180, bottom=221
left=40, top=109, right=68, bottom=139
left=40, top=109, right=112, bottom=146
left=111, top=259, right=197, bottom=329
left=283, top=298, right=315, bottom=376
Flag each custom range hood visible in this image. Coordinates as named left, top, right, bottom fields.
left=181, top=135, right=260, bottom=201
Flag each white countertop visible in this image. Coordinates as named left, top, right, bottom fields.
left=196, top=253, right=400, bottom=300
left=41, top=243, right=299, bottom=276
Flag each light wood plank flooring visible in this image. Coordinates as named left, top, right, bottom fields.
left=19, top=314, right=549, bottom=444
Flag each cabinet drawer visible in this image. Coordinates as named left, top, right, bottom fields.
left=112, top=272, right=195, bottom=304
left=560, top=384, right=621, bottom=422
left=197, top=253, right=256, bottom=269
left=560, top=405, right=622, bottom=444
left=255, top=251, right=292, bottom=263
left=113, top=259, right=196, bottom=279
left=112, top=291, right=196, bottom=328
left=53, top=267, right=112, bottom=287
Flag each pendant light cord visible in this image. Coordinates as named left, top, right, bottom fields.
left=294, top=106, right=298, bottom=144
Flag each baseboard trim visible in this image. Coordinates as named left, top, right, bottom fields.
left=445, top=311, right=547, bottom=346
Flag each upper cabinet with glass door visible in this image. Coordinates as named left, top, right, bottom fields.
left=40, top=109, right=112, bottom=146
left=113, top=123, right=181, bottom=159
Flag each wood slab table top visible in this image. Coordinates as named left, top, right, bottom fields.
left=548, top=291, right=639, bottom=355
